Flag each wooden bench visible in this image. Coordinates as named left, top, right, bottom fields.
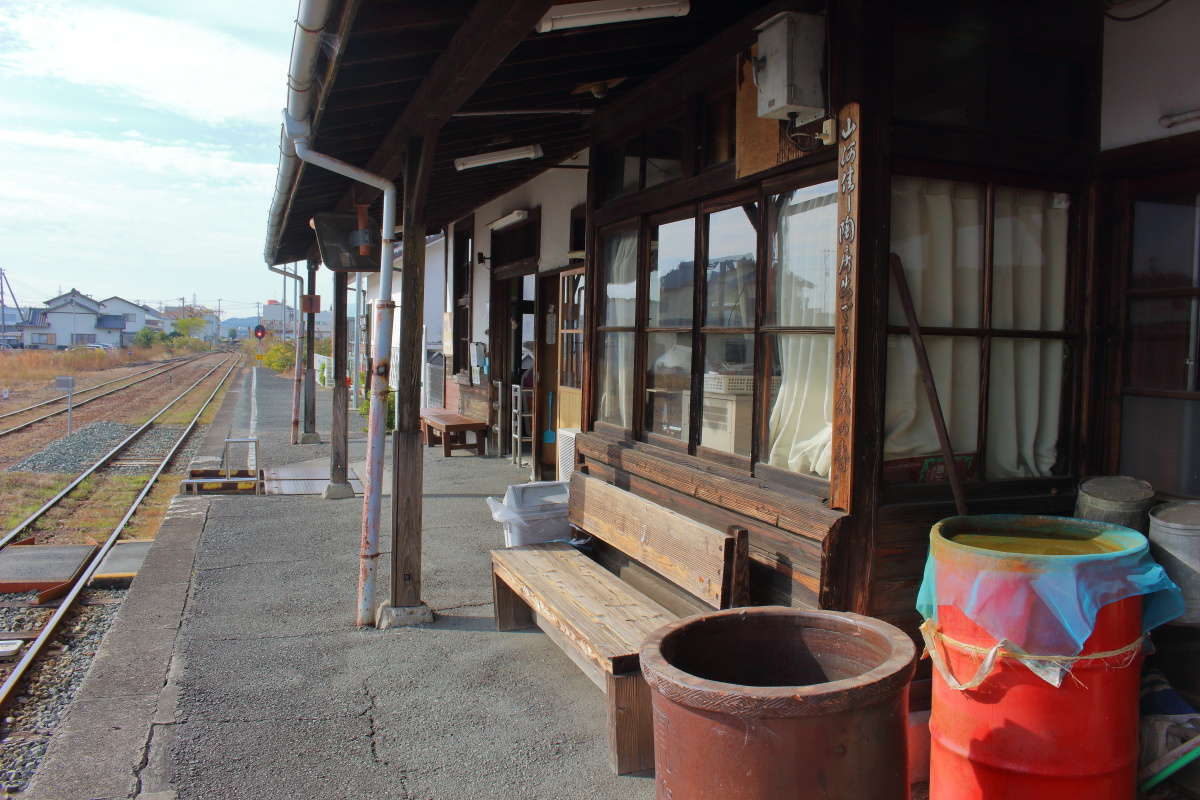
left=419, top=409, right=488, bottom=456
left=490, top=472, right=748, bottom=774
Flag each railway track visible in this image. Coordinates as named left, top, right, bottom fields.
left=0, top=352, right=241, bottom=712
left=0, top=354, right=207, bottom=439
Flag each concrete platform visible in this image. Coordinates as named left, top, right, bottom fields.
left=0, top=544, right=95, bottom=592
left=28, top=367, right=651, bottom=800
left=262, top=458, right=364, bottom=495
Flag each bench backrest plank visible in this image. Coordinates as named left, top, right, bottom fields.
left=569, top=472, right=747, bottom=609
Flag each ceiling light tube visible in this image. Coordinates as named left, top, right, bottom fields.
left=536, top=1, right=689, bottom=33
left=487, top=210, right=530, bottom=231
left=454, top=144, right=544, bottom=171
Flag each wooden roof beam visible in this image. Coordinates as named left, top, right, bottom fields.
left=338, top=0, right=554, bottom=213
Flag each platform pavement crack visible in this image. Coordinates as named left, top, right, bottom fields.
left=432, top=599, right=493, bottom=612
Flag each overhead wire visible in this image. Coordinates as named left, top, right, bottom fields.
left=1104, top=0, right=1175, bottom=22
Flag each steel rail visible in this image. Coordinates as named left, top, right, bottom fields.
left=0, top=354, right=241, bottom=711
left=0, top=355, right=207, bottom=438
left=0, top=353, right=234, bottom=549
left=0, top=355, right=194, bottom=423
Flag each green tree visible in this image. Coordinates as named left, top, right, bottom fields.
left=173, top=317, right=206, bottom=337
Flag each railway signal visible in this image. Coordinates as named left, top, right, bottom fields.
left=254, top=324, right=267, bottom=340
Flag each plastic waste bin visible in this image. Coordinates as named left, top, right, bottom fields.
left=640, top=606, right=916, bottom=799
left=486, top=480, right=570, bottom=547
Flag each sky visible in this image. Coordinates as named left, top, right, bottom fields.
left=0, top=0, right=302, bottom=321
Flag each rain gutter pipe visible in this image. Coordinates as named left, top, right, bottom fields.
left=267, top=263, right=305, bottom=444
left=283, top=109, right=397, bottom=628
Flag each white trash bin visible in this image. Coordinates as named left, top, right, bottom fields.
left=487, top=480, right=570, bottom=547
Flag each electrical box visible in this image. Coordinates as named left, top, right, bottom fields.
left=754, top=11, right=825, bottom=124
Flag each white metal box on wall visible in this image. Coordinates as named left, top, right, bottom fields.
left=754, top=11, right=825, bottom=124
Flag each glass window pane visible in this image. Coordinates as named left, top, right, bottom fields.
left=764, top=333, right=833, bottom=477
left=705, top=205, right=758, bottom=328
left=1131, top=192, right=1200, bottom=290
left=1120, top=395, right=1200, bottom=497
left=700, top=333, right=754, bottom=457
left=644, top=116, right=686, bottom=188
left=599, top=227, right=638, bottom=327
left=986, top=338, right=1065, bottom=479
left=889, top=177, right=984, bottom=327
left=598, top=140, right=641, bottom=201
left=560, top=332, right=582, bottom=389
left=767, top=181, right=838, bottom=327
left=560, top=272, right=585, bottom=331
left=649, top=218, right=695, bottom=327
left=646, top=332, right=692, bottom=441
left=883, top=335, right=980, bottom=482
left=992, top=187, right=1068, bottom=331
left=1127, top=297, right=1200, bottom=392
left=596, top=332, right=635, bottom=428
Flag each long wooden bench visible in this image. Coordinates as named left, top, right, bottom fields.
left=490, top=472, right=748, bottom=774
left=420, top=408, right=487, bottom=456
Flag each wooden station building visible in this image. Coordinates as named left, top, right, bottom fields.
left=265, top=0, right=1200, bottom=641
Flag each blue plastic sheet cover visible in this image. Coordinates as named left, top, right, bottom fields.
left=916, top=514, right=1184, bottom=658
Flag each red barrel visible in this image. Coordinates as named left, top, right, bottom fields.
left=925, top=516, right=1146, bottom=799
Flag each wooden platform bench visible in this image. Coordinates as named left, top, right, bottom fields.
left=419, top=409, right=488, bottom=457
left=490, top=472, right=748, bottom=774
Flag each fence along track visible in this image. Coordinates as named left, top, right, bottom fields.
left=0, top=354, right=209, bottom=438
left=0, top=354, right=242, bottom=711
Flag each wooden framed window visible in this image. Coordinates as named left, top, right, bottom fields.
left=883, top=173, right=1076, bottom=486
left=594, top=222, right=639, bottom=432
left=559, top=268, right=585, bottom=389
left=588, top=167, right=842, bottom=488
left=1115, top=171, right=1200, bottom=498
left=451, top=220, right=473, bottom=376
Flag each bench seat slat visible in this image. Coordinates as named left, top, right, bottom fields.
left=491, top=543, right=675, bottom=676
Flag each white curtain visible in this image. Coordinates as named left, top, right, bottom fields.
left=765, top=185, right=838, bottom=477
left=987, top=187, right=1068, bottom=477
left=597, top=231, right=638, bottom=427
left=884, top=177, right=1067, bottom=479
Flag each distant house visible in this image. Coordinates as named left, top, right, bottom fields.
left=20, top=289, right=124, bottom=349
left=162, top=305, right=219, bottom=341
left=99, top=296, right=166, bottom=345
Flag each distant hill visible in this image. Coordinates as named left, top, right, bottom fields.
left=220, top=316, right=259, bottom=335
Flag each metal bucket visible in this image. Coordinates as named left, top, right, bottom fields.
left=1074, top=476, right=1155, bottom=533
left=640, top=606, right=916, bottom=799
left=1149, top=502, right=1200, bottom=625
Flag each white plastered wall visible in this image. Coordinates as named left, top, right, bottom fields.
left=1101, top=0, right=1200, bottom=150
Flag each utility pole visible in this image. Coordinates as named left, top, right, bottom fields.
left=0, top=268, right=7, bottom=347
left=352, top=272, right=362, bottom=406
left=216, top=299, right=222, bottom=344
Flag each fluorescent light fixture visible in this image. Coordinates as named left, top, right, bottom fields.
left=536, top=1, right=689, bottom=33
left=487, top=210, right=530, bottom=232
left=454, top=144, right=544, bottom=171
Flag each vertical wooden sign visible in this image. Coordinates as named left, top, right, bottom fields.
left=830, top=103, right=861, bottom=512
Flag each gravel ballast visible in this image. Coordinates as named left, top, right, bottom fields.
left=0, top=589, right=125, bottom=793
left=6, top=423, right=137, bottom=475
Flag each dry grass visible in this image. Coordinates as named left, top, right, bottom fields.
left=15, top=473, right=147, bottom=545
left=121, top=473, right=184, bottom=540
left=1, top=345, right=177, bottom=387
left=0, top=473, right=70, bottom=531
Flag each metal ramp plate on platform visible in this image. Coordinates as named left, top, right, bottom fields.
left=180, top=468, right=263, bottom=495
left=94, top=540, right=154, bottom=581
left=262, top=460, right=363, bottom=496
left=0, top=544, right=96, bottom=592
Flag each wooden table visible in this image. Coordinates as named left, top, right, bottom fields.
left=420, top=409, right=488, bottom=456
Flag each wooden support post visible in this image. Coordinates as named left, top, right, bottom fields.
left=301, top=260, right=320, bottom=443
left=379, top=135, right=436, bottom=625
left=325, top=269, right=353, bottom=498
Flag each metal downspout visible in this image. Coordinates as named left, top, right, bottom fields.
left=286, top=112, right=397, bottom=627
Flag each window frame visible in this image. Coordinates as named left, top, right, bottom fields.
left=881, top=161, right=1085, bottom=499
left=558, top=267, right=585, bottom=390
left=589, top=165, right=845, bottom=490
